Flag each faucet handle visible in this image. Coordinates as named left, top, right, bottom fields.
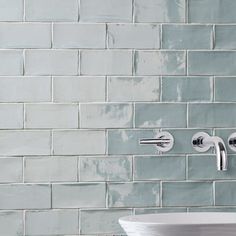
left=192, top=132, right=212, bottom=152
left=228, top=132, right=236, bottom=151
left=139, top=131, right=174, bottom=152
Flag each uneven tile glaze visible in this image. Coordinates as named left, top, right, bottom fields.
left=135, top=51, right=186, bottom=75
left=162, top=25, right=212, bottom=49
left=135, top=103, right=187, bottom=128
left=162, top=76, right=212, bottom=102
left=162, top=182, right=213, bottom=207
left=135, top=0, right=185, bottom=23
left=108, top=76, right=159, bottom=102
left=80, top=156, right=132, bottom=181
left=108, top=182, right=160, bottom=207
left=80, top=103, right=133, bottom=128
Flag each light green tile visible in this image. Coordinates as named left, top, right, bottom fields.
left=188, top=51, right=236, bottom=76
left=215, top=182, right=236, bottom=206
left=108, top=129, right=160, bottom=155
left=162, top=25, right=212, bottom=49
left=162, top=129, right=212, bottom=154
left=188, top=155, right=236, bottom=180
left=108, top=76, right=160, bottom=102
left=162, top=76, right=212, bottom=102
left=189, top=0, right=236, bottom=23
left=79, top=156, right=132, bottom=181
left=135, top=103, right=187, bottom=128
left=135, top=51, right=185, bottom=75
left=134, top=156, right=185, bottom=180
left=189, top=104, right=236, bottom=128
left=80, top=103, right=133, bottom=128
left=108, top=182, right=160, bottom=207
left=80, top=209, right=131, bottom=235
left=188, top=207, right=236, bottom=212
left=215, top=77, right=236, bottom=102
left=135, top=0, right=185, bottom=23
left=215, top=26, right=236, bottom=49
left=135, top=207, right=187, bottom=214
left=52, top=183, right=106, bottom=208
left=162, top=182, right=213, bottom=207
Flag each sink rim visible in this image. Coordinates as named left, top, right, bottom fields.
left=119, top=212, right=236, bottom=226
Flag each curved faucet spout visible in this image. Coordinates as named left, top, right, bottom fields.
left=204, top=136, right=228, bottom=171
left=192, top=132, right=228, bottom=171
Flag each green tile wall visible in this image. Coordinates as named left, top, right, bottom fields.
left=1, top=0, right=236, bottom=235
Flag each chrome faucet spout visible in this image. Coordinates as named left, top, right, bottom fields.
left=192, top=132, right=228, bottom=171
left=204, top=136, right=228, bottom=171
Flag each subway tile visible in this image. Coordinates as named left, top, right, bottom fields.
left=81, top=50, right=132, bottom=75
left=135, top=103, right=187, bottom=128
left=53, top=76, right=105, bottom=102
left=25, top=104, right=78, bottom=129
left=53, top=130, right=106, bottom=155
left=0, top=77, right=51, bottom=102
left=25, top=0, right=78, bottom=21
left=79, top=156, right=132, bottom=181
left=162, top=25, right=212, bottom=49
left=80, top=209, right=131, bottom=235
left=135, top=207, right=187, bottom=215
left=0, top=158, right=22, bottom=183
left=0, top=131, right=51, bottom=156
left=0, top=184, right=50, bottom=209
left=53, top=23, right=106, bottom=49
left=189, top=0, right=236, bottom=23
left=215, top=182, right=236, bottom=206
left=134, top=0, right=185, bottom=23
left=188, top=155, right=236, bottom=180
left=25, top=210, right=79, bottom=235
left=163, top=129, right=212, bottom=154
left=0, top=104, right=23, bottom=129
left=108, top=76, right=159, bottom=102
left=108, top=24, right=160, bottom=49
left=215, top=25, right=236, bottom=49
left=134, top=156, right=186, bottom=180
left=0, top=23, right=51, bottom=48
left=189, top=103, right=236, bottom=128
left=188, top=51, right=236, bottom=76
left=0, top=211, right=23, bottom=236
left=0, top=0, right=23, bottom=21
left=52, top=183, right=106, bottom=208
left=135, top=51, right=185, bottom=75
left=108, top=129, right=160, bottom=155
left=108, top=182, right=160, bottom=207
left=80, top=0, right=132, bottom=23
left=162, top=182, right=213, bottom=207
left=0, top=50, right=23, bottom=75
left=189, top=207, right=236, bottom=212
left=25, top=50, right=78, bottom=76
left=162, top=76, right=212, bottom=102
left=80, top=103, right=133, bottom=128
left=215, top=77, right=236, bottom=102
left=24, top=157, right=77, bottom=182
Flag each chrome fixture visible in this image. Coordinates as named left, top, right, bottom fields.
left=192, top=132, right=228, bottom=171
left=228, top=132, right=236, bottom=152
left=139, top=131, right=174, bottom=152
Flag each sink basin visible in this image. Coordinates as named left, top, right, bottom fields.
left=119, top=213, right=236, bottom=236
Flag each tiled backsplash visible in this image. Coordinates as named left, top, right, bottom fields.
left=1, top=0, right=236, bottom=235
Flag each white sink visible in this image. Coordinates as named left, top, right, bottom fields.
left=119, top=213, right=236, bottom=236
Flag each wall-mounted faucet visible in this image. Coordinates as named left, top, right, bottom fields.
left=139, top=131, right=174, bottom=152
left=192, top=132, right=228, bottom=171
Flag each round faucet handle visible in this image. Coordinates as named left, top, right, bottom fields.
left=228, top=132, right=236, bottom=151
